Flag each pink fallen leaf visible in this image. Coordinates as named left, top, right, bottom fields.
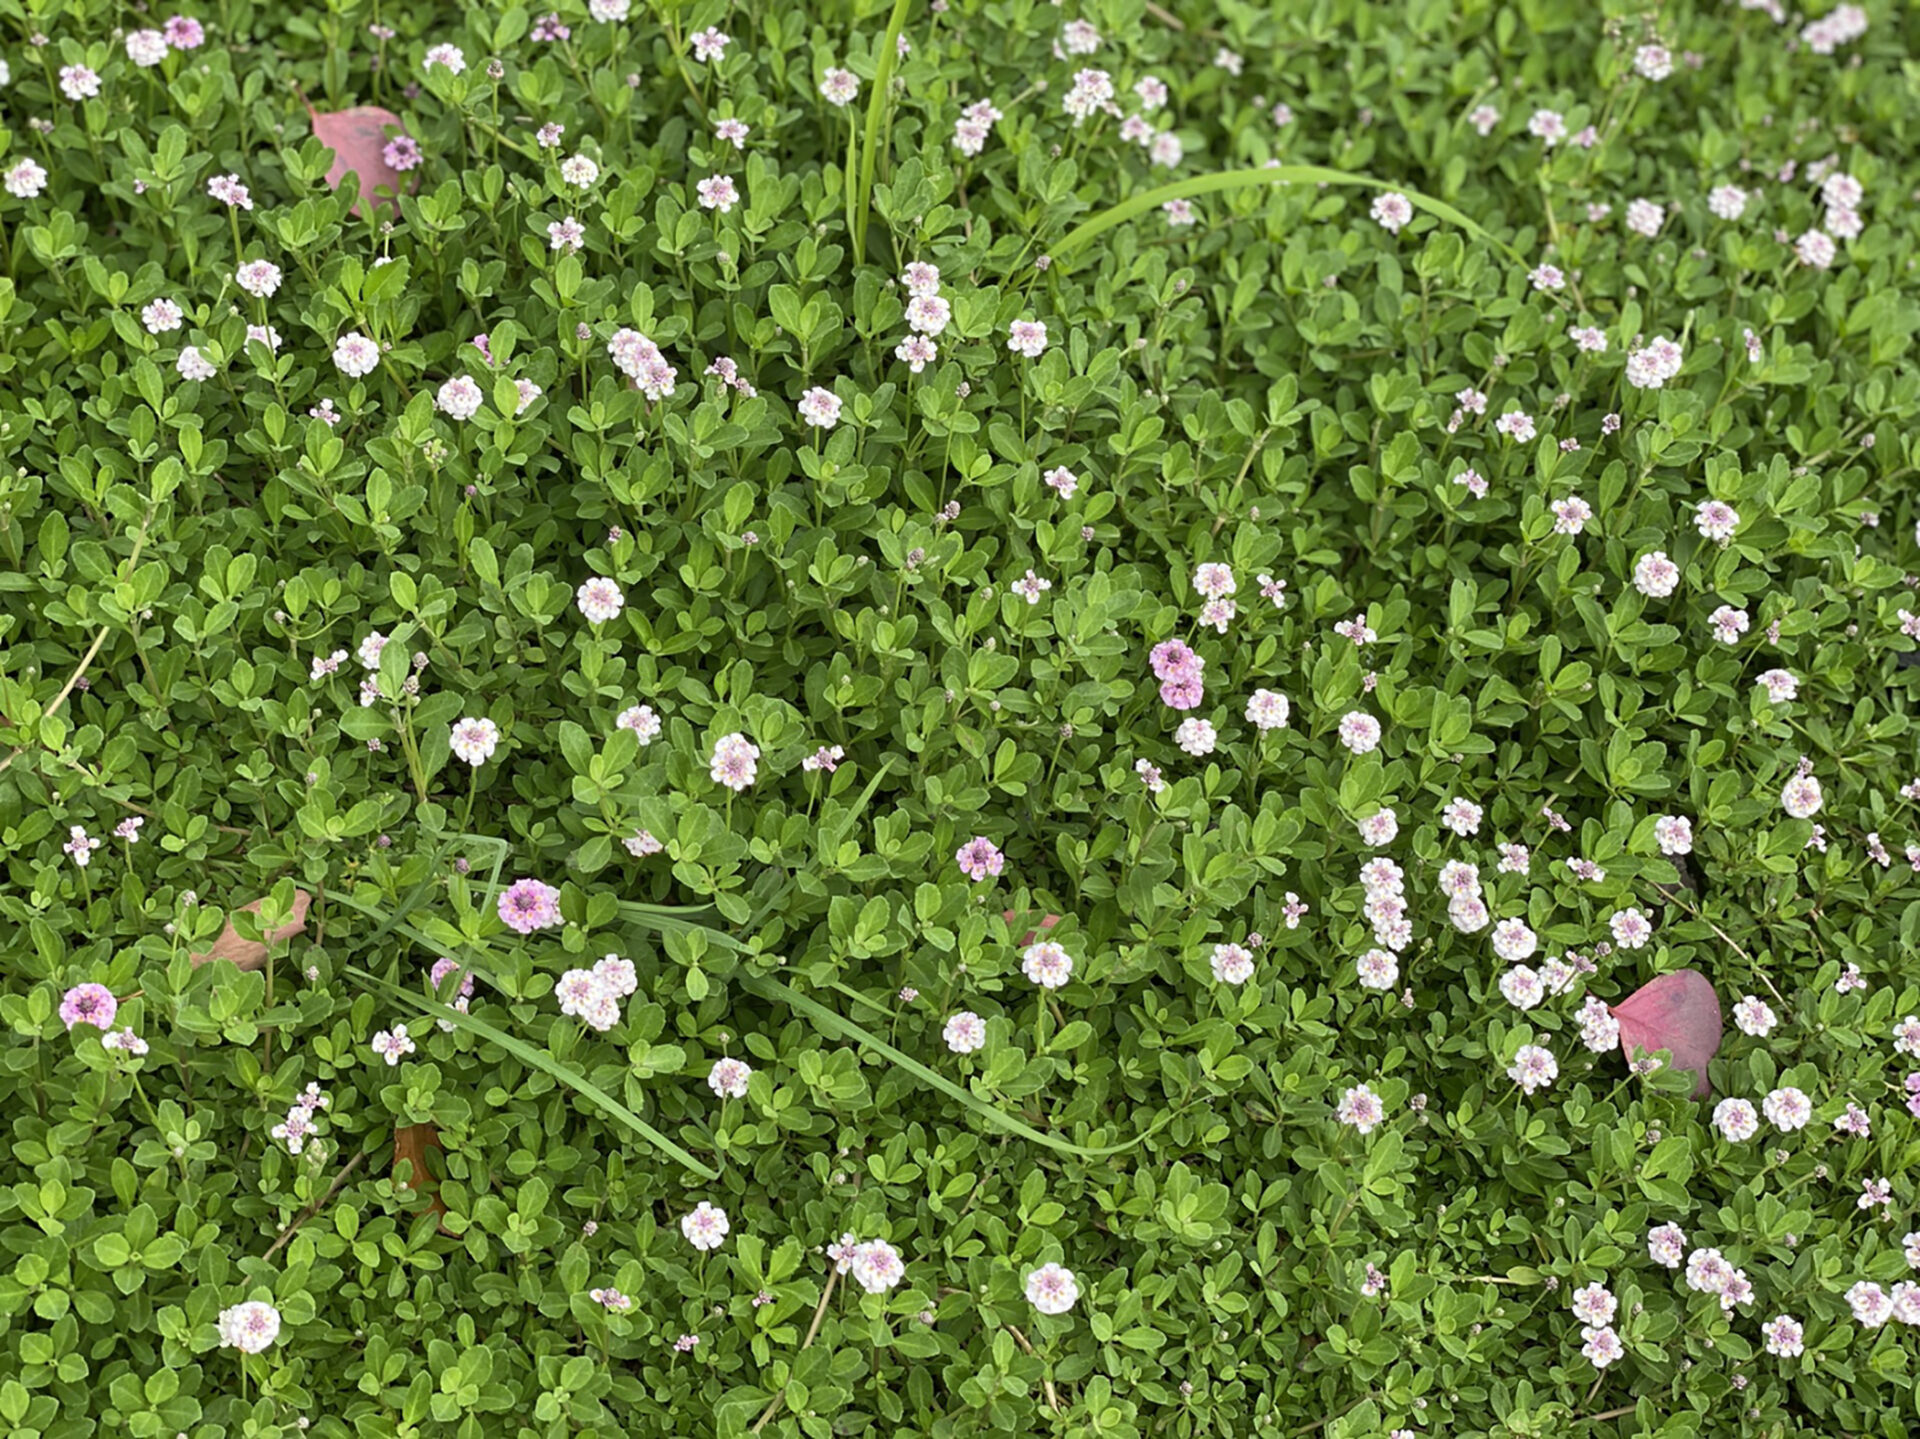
left=308, top=103, right=413, bottom=218
left=1004, top=910, right=1062, bottom=948
left=189, top=889, right=312, bottom=970
left=1614, top=969, right=1722, bottom=1099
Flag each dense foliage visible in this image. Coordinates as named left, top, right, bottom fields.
left=6, top=1, right=1920, bottom=1436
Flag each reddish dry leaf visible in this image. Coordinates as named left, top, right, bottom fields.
left=189, top=889, right=312, bottom=970
left=309, top=104, right=413, bottom=218
left=1614, top=968, right=1723, bottom=1099
left=1003, top=910, right=1062, bottom=948
left=393, top=1122, right=452, bottom=1231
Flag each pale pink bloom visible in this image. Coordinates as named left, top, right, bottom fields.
left=1647, top=1223, right=1686, bottom=1268
left=371, top=1023, right=416, bottom=1065
left=1507, top=1044, right=1557, bottom=1094
left=1708, top=605, right=1749, bottom=645
left=1370, top=192, right=1413, bottom=233
left=820, top=67, right=859, bottom=106
left=1580, top=1324, right=1624, bottom=1368
left=1551, top=496, right=1593, bottom=535
left=708, top=1057, right=752, bottom=1099
left=1762, top=1086, right=1812, bottom=1131
left=1491, top=918, right=1538, bottom=963
left=1653, top=815, right=1693, bottom=855
left=1023, top=941, right=1073, bottom=990
left=1494, top=410, right=1535, bottom=443
left=681, top=1201, right=730, bottom=1251
left=1763, top=1315, right=1804, bottom=1357
left=1357, top=809, right=1398, bottom=847
left=1708, top=185, right=1748, bottom=220
left=1008, top=320, right=1049, bottom=357
left=217, top=1301, right=282, bottom=1354
left=1044, top=467, right=1079, bottom=498
left=5, top=159, right=49, bottom=198
left=59, top=64, right=102, bottom=100
left=1633, top=43, right=1672, bottom=80
left=1624, top=199, right=1664, bottom=237
left=423, top=44, right=467, bottom=74
left=1499, top=967, right=1545, bottom=1010
left=1633, top=551, right=1681, bottom=598
left=1569, top=326, right=1607, bottom=353
left=1529, top=263, right=1564, bottom=291
left=1894, top=1015, right=1920, bottom=1057
left=450, top=717, right=500, bottom=765
left=944, top=1011, right=986, bottom=1054
left=1355, top=949, right=1398, bottom=991
left=1025, top=1262, right=1079, bottom=1314
left=1245, top=690, right=1289, bottom=730
left=436, top=375, right=484, bottom=420
left=1733, top=996, right=1776, bottom=1037
left=1756, top=669, right=1798, bottom=704
left=547, top=217, right=586, bottom=252
left=1172, top=718, right=1214, bottom=756
left=709, top=732, right=760, bottom=791
left=1795, top=229, right=1837, bottom=268
left=615, top=705, right=662, bottom=743
left=1337, top=1083, right=1386, bottom=1133
left=126, top=28, right=170, bottom=66
left=798, top=386, right=842, bottom=429
left=849, top=1239, right=905, bottom=1292
left=1570, top=1283, right=1617, bottom=1326
left=691, top=28, right=730, bottom=62
left=624, top=830, right=663, bottom=857
left=333, top=332, right=381, bottom=377
left=1527, top=110, right=1565, bottom=145
left=715, top=118, right=749, bottom=149
left=1338, top=712, right=1381, bottom=754
left=143, top=299, right=184, bottom=333
left=177, top=347, right=216, bottom=382
left=1713, top=1098, right=1759, bottom=1142
left=1608, top=908, right=1652, bottom=950
left=1848, top=1281, right=1893, bottom=1328
left=560, top=154, right=600, bottom=188
left=895, top=335, right=937, bottom=372
left=1781, top=774, right=1823, bottom=818
left=696, top=174, right=738, bottom=212
left=1210, top=942, right=1254, bottom=986
left=1695, top=499, right=1739, bottom=542
left=1135, top=76, right=1168, bottom=109
left=576, top=577, right=625, bottom=624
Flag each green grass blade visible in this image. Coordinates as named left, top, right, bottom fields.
left=852, top=0, right=913, bottom=258
left=346, top=965, right=719, bottom=1181
left=741, top=974, right=1172, bottom=1159
left=1050, top=164, right=1513, bottom=265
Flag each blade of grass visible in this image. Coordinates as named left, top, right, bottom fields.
left=1050, top=164, right=1513, bottom=267
left=741, top=974, right=1175, bottom=1159
left=852, top=0, right=913, bottom=259
left=346, top=965, right=719, bottom=1181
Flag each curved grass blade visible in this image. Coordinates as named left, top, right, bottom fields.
left=346, top=965, right=719, bottom=1181
left=852, top=0, right=913, bottom=258
left=742, top=974, right=1175, bottom=1160
left=1050, top=164, right=1513, bottom=266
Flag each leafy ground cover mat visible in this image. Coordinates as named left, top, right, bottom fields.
left=6, top=2, right=1920, bottom=1437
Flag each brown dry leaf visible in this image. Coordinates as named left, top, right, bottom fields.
left=189, top=889, right=312, bottom=970
left=309, top=104, right=413, bottom=218
left=393, top=1122, right=452, bottom=1232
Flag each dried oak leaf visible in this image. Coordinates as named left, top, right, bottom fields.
left=308, top=103, right=413, bottom=218
left=189, top=889, right=312, bottom=970
left=1614, top=968, right=1723, bottom=1100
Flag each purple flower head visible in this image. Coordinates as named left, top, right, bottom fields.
left=60, top=983, right=119, bottom=1032
left=498, top=878, right=563, bottom=934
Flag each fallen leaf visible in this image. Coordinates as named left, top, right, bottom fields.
left=1614, top=969, right=1723, bottom=1099
left=309, top=104, right=413, bottom=218
left=189, top=889, right=312, bottom=970
left=1003, top=910, right=1062, bottom=948
left=392, top=1121, right=451, bottom=1220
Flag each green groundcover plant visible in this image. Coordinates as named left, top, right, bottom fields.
left=7, top=0, right=1920, bottom=1434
